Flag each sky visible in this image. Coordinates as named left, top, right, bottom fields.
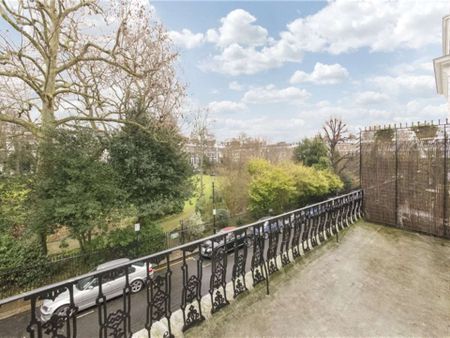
left=152, top=0, right=450, bottom=143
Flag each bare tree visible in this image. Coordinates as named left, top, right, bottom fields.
left=323, top=117, right=349, bottom=174
left=221, top=133, right=267, bottom=171
left=190, top=107, right=212, bottom=195
left=0, top=0, right=184, bottom=137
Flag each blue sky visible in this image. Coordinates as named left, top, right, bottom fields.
left=153, top=0, right=450, bottom=142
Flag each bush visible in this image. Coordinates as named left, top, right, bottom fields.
left=216, top=208, right=230, bottom=228
left=28, top=128, right=124, bottom=253
left=320, top=169, right=344, bottom=193
left=248, top=160, right=297, bottom=217
left=293, top=136, right=329, bottom=168
left=89, top=218, right=166, bottom=258
left=0, top=176, right=30, bottom=235
left=248, top=159, right=344, bottom=216
left=0, top=234, right=49, bottom=293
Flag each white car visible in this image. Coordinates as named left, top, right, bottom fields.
left=40, top=258, right=153, bottom=322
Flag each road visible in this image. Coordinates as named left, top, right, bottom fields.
left=0, top=241, right=278, bottom=338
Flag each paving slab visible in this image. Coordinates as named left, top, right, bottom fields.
left=186, top=222, right=450, bottom=337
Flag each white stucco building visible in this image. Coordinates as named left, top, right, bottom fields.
left=434, top=15, right=450, bottom=114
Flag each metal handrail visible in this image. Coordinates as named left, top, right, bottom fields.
left=0, top=189, right=362, bottom=306
left=0, top=189, right=363, bottom=338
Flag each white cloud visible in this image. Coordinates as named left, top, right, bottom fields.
left=290, top=63, right=349, bottom=85
left=206, top=9, right=268, bottom=47
left=354, top=91, right=389, bottom=105
left=200, top=1, right=446, bottom=75
left=391, top=60, right=434, bottom=76
left=242, top=85, right=310, bottom=104
left=229, top=81, right=244, bottom=91
left=405, top=99, right=447, bottom=117
left=284, top=1, right=447, bottom=54
left=201, top=41, right=302, bottom=76
left=201, top=9, right=302, bottom=75
left=208, top=100, right=247, bottom=113
left=214, top=116, right=305, bottom=141
left=168, top=29, right=204, bottom=49
left=369, top=74, right=435, bottom=95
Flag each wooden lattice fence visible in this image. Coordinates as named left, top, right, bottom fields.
left=360, top=122, right=449, bottom=238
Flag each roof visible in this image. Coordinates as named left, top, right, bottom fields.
left=220, top=226, right=237, bottom=232
left=96, top=258, right=130, bottom=271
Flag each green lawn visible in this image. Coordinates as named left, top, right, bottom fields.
left=47, top=175, right=216, bottom=254
left=156, top=174, right=216, bottom=232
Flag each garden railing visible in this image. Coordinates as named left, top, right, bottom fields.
left=0, top=189, right=363, bottom=337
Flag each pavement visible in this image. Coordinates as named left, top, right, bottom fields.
left=186, top=221, right=450, bottom=337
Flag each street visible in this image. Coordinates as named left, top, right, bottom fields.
left=0, top=243, right=267, bottom=338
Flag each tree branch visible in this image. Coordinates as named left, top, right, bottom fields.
left=0, top=113, right=40, bottom=136
left=55, top=116, right=151, bottom=133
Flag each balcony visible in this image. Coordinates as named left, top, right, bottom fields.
left=186, top=221, right=450, bottom=337
left=8, top=189, right=446, bottom=337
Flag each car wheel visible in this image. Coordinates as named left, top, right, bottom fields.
left=53, top=305, right=70, bottom=319
left=130, top=279, right=144, bottom=293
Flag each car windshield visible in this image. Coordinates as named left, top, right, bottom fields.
left=76, top=276, right=95, bottom=291
left=202, top=240, right=212, bottom=247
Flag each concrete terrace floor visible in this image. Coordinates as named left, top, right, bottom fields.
left=187, top=221, right=450, bottom=337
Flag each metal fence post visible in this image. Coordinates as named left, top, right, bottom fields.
left=395, top=127, right=399, bottom=226
left=444, top=125, right=448, bottom=237
left=359, top=129, right=362, bottom=189
left=180, top=220, right=185, bottom=244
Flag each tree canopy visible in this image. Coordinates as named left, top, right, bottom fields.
left=0, top=0, right=184, bottom=137
left=108, top=112, right=193, bottom=222
left=293, top=136, right=330, bottom=169
left=247, top=159, right=343, bottom=217
left=28, top=128, right=124, bottom=253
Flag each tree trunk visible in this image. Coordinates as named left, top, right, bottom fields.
left=39, top=230, right=48, bottom=255
left=78, top=234, right=86, bottom=253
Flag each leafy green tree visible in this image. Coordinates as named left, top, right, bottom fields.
left=248, top=160, right=296, bottom=217
left=0, top=233, right=48, bottom=292
left=90, top=220, right=166, bottom=257
left=0, top=176, right=30, bottom=235
left=283, top=163, right=329, bottom=204
left=293, top=136, right=330, bottom=169
left=28, top=128, right=124, bottom=253
left=248, top=159, right=344, bottom=216
left=320, top=169, right=344, bottom=194
left=4, top=140, right=36, bottom=176
left=283, top=163, right=343, bottom=205
left=219, top=167, right=250, bottom=216
left=216, top=209, right=230, bottom=228
left=109, top=112, right=193, bottom=224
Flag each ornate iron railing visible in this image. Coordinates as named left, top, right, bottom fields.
left=0, top=189, right=363, bottom=338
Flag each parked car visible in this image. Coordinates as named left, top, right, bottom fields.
left=254, top=217, right=284, bottom=239
left=40, top=258, right=153, bottom=322
left=200, top=226, right=245, bottom=258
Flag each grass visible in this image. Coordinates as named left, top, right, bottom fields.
left=46, top=174, right=217, bottom=254
left=156, top=174, right=216, bottom=232
left=47, top=238, right=80, bottom=255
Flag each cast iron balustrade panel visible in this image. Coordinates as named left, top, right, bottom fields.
left=209, top=235, right=229, bottom=314
left=146, top=254, right=173, bottom=338
left=280, top=215, right=292, bottom=266
left=266, top=219, right=280, bottom=275
left=0, top=190, right=363, bottom=338
left=181, top=244, right=204, bottom=332
left=302, top=211, right=312, bottom=252
left=251, top=223, right=268, bottom=287
left=291, top=212, right=303, bottom=259
left=231, top=229, right=248, bottom=298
